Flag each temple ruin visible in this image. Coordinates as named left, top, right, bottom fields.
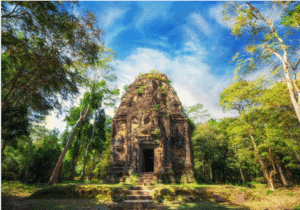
left=106, top=72, right=194, bottom=183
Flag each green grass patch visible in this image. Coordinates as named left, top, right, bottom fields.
left=1, top=181, right=45, bottom=197
left=286, top=192, right=295, bottom=196
left=294, top=205, right=300, bottom=210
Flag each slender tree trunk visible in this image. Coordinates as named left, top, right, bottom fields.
left=248, top=130, right=275, bottom=190
left=47, top=101, right=91, bottom=186
left=209, top=159, right=212, bottom=182
left=80, top=141, right=94, bottom=181
left=240, top=167, right=245, bottom=183
left=80, top=104, right=102, bottom=181
left=91, top=150, right=96, bottom=180
left=294, top=149, right=300, bottom=161
left=69, top=154, right=80, bottom=181
left=276, top=162, right=288, bottom=186
left=282, top=62, right=300, bottom=126
left=202, top=153, right=205, bottom=175
left=2, top=140, right=7, bottom=153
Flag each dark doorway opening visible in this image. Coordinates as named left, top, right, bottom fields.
left=142, top=149, right=154, bottom=172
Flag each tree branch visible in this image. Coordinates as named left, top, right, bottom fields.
left=1, top=4, right=19, bottom=18
left=293, top=59, right=300, bottom=80
left=247, top=1, right=288, bottom=61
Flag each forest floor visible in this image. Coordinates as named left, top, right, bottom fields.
left=1, top=180, right=300, bottom=210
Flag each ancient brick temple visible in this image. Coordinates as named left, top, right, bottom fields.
left=106, top=72, right=194, bottom=183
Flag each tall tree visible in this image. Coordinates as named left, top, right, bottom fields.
left=48, top=75, right=119, bottom=185
left=222, top=1, right=300, bottom=125
left=80, top=108, right=106, bottom=180
left=47, top=78, right=96, bottom=186
left=220, top=78, right=276, bottom=189
left=220, top=78, right=300, bottom=189
left=1, top=1, right=104, bottom=152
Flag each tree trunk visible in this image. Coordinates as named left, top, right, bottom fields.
left=69, top=154, right=80, bottom=181
left=248, top=130, right=275, bottom=190
left=294, top=148, right=300, bottom=161
left=1, top=140, right=7, bottom=153
left=80, top=109, right=98, bottom=181
left=202, top=153, right=205, bottom=175
left=80, top=141, right=93, bottom=181
left=47, top=79, right=96, bottom=186
left=47, top=105, right=91, bottom=186
left=90, top=150, right=96, bottom=180
left=209, top=159, right=212, bottom=182
left=282, top=59, right=300, bottom=126
left=240, top=167, right=245, bottom=183
left=276, top=162, right=288, bottom=186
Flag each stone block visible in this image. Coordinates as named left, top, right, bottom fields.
left=235, top=193, right=246, bottom=204
left=213, top=194, right=224, bottom=202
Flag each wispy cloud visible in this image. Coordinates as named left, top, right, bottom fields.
left=183, top=26, right=199, bottom=41
left=189, top=12, right=213, bottom=36
left=146, top=36, right=171, bottom=48
left=102, top=7, right=128, bottom=29
left=104, top=26, right=127, bottom=47
left=115, top=43, right=235, bottom=121
left=134, top=2, right=173, bottom=28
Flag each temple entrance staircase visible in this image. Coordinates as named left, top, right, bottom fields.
left=137, top=173, right=154, bottom=186
left=123, top=186, right=154, bottom=209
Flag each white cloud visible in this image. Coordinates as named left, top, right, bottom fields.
left=189, top=12, right=213, bottom=36
left=183, top=26, right=199, bottom=41
left=44, top=111, right=67, bottom=132
left=146, top=37, right=171, bottom=48
left=115, top=43, right=235, bottom=122
left=102, top=7, right=128, bottom=29
left=104, top=26, right=127, bottom=47
left=209, top=3, right=232, bottom=28
left=134, top=2, right=173, bottom=28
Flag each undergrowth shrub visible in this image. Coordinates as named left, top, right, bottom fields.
left=1, top=157, right=19, bottom=180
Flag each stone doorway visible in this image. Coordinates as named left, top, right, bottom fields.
left=141, top=149, right=154, bottom=173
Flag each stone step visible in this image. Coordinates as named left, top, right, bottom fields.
left=137, top=181, right=153, bottom=184
left=129, top=186, right=144, bottom=190
left=140, top=174, right=153, bottom=177
left=129, top=190, right=149, bottom=196
left=137, top=182, right=153, bottom=186
left=123, top=200, right=153, bottom=209
left=138, top=179, right=153, bottom=181
left=126, top=195, right=152, bottom=200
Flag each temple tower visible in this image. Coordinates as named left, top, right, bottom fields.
left=106, top=72, right=194, bottom=183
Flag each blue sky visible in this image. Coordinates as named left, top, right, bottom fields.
left=45, top=1, right=297, bottom=133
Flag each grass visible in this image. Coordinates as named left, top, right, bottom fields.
left=2, top=180, right=300, bottom=210
left=1, top=180, right=46, bottom=197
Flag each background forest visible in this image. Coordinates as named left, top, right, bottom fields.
left=1, top=1, right=300, bottom=194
